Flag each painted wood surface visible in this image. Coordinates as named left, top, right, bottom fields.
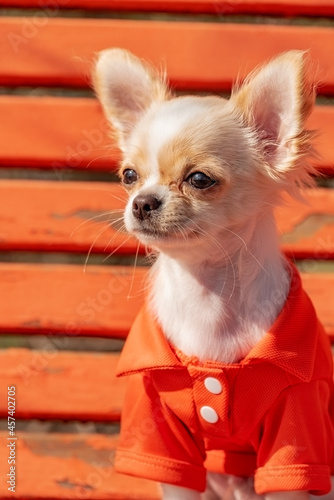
left=2, top=0, right=334, bottom=16
left=1, top=19, right=334, bottom=94
left=0, top=263, right=146, bottom=337
left=0, top=3, right=333, bottom=498
left=0, top=98, right=333, bottom=173
left=0, top=180, right=333, bottom=258
left=0, top=349, right=126, bottom=420
left=0, top=431, right=161, bottom=499
left=0, top=264, right=332, bottom=338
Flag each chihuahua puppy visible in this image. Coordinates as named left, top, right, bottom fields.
left=93, top=50, right=334, bottom=500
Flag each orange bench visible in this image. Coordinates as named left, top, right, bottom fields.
left=0, top=1, right=333, bottom=498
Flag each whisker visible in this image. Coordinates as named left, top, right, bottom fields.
left=222, top=226, right=267, bottom=274
left=262, top=200, right=280, bottom=209
left=102, top=233, right=132, bottom=262
left=83, top=223, right=114, bottom=273
left=182, top=218, right=237, bottom=301
left=194, top=215, right=267, bottom=274
left=106, top=191, right=128, bottom=204
left=67, top=145, right=114, bottom=161
left=71, top=210, right=124, bottom=236
left=127, top=242, right=141, bottom=300
left=85, top=153, right=115, bottom=169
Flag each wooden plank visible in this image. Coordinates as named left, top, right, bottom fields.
left=0, top=96, right=119, bottom=171
left=0, top=349, right=126, bottom=420
left=0, top=180, right=333, bottom=258
left=308, top=105, right=334, bottom=176
left=1, top=18, right=334, bottom=94
left=0, top=180, right=137, bottom=254
left=302, top=272, right=334, bottom=339
left=0, top=431, right=160, bottom=499
left=0, top=263, right=332, bottom=338
left=277, top=189, right=334, bottom=260
left=0, top=348, right=126, bottom=421
left=0, top=263, right=146, bottom=337
left=0, top=97, right=333, bottom=173
left=1, top=0, right=334, bottom=17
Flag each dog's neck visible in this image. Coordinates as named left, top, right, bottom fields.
left=149, top=210, right=290, bottom=364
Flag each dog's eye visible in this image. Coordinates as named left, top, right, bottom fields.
left=122, top=169, right=138, bottom=185
left=187, top=172, right=215, bottom=189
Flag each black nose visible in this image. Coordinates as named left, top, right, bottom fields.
left=132, top=194, right=162, bottom=221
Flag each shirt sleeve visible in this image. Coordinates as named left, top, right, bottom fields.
left=255, top=379, right=334, bottom=495
left=114, top=372, right=207, bottom=492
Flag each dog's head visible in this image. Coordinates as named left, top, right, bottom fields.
left=93, top=50, right=315, bottom=255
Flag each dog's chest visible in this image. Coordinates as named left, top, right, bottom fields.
left=150, top=261, right=266, bottom=364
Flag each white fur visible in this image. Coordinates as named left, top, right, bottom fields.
left=149, top=211, right=289, bottom=364
left=143, top=99, right=205, bottom=162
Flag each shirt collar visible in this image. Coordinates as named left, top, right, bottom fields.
left=117, top=264, right=319, bottom=382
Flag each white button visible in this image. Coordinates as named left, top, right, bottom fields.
left=200, top=406, right=219, bottom=423
left=204, top=377, right=222, bottom=395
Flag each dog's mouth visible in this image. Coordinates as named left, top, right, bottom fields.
left=130, top=220, right=202, bottom=247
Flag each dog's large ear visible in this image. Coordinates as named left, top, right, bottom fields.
left=231, top=51, right=315, bottom=182
left=93, top=49, right=169, bottom=150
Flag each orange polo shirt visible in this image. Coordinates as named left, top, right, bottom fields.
left=115, top=265, right=334, bottom=495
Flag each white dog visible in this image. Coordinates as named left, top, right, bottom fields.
left=93, top=50, right=334, bottom=500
